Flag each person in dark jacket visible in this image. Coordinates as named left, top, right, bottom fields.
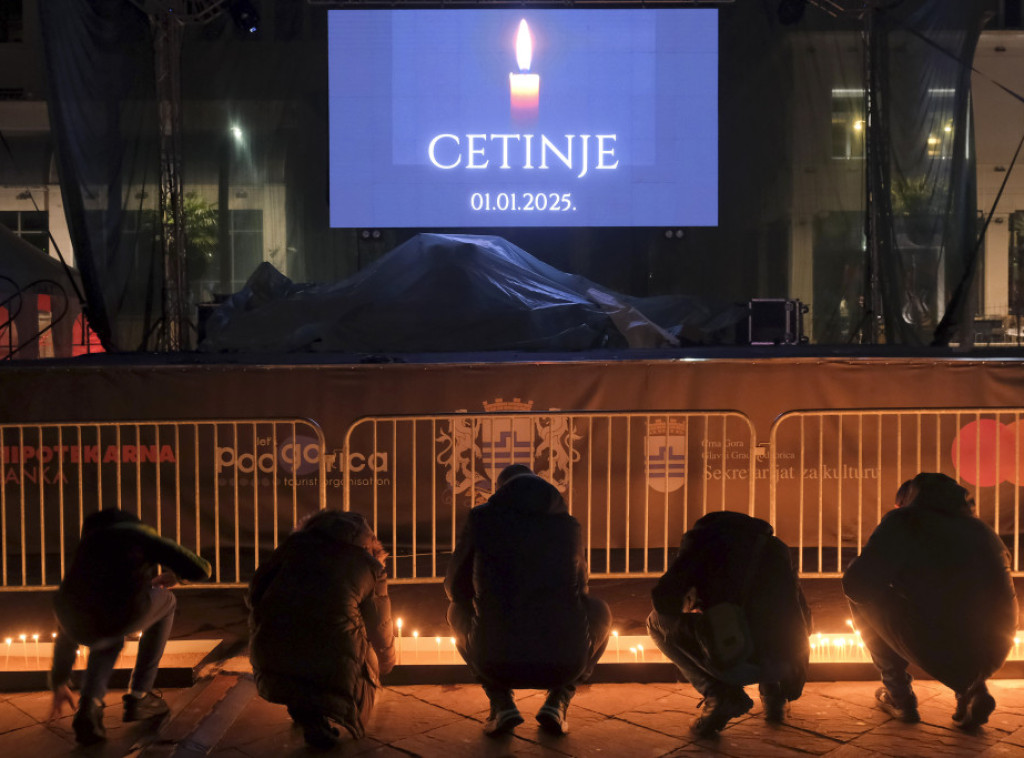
left=444, top=464, right=612, bottom=737
left=248, top=510, right=396, bottom=748
left=647, top=511, right=811, bottom=738
left=48, top=508, right=212, bottom=745
left=843, top=472, right=1018, bottom=730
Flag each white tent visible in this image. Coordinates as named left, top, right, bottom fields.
left=0, top=222, right=85, bottom=359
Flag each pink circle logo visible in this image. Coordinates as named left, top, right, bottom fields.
left=951, top=419, right=1024, bottom=487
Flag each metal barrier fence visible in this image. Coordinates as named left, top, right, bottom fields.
left=342, top=411, right=757, bottom=583
left=769, top=408, right=1024, bottom=577
left=0, top=419, right=326, bottom=590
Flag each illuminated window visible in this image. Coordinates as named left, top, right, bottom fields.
left=831, top=89, right=864, bottom=160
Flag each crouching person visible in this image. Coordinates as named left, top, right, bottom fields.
left=445, top=464, right=612, bottom=737
left=843, top=473, right=1017, bottom=730
left=248, top=510, right=396, bottom=749
left=49, top=509, right=212, bottom=745
left=647, top=511, right=811, bottom=738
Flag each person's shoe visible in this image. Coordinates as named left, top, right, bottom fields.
left=759, top=682, right=787, bottom=724
left=875, top=687, right=920, bottom=723
left=123, top=691, right=170, bottom=722
left=483, top=705, right=524, bottom=736
left=483, top=690, right=523, bottom=737
left=72, top=698, right=106, bottom=745
left=953, top=688, right=996, bottom=730
left=536, top=687, right=573, bottom=736
left=690, top=689, right=754, bottom=738
left=301, top=715, right=341, bottom=749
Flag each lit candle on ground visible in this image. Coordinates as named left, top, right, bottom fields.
left=396, top=618, right=403, bottom=664
left=412, top=631, right=419, bottom=662
left=19, top=634, right=26, bottom=666
left=612, top=630, right=620, bottom=662
left=509, top=19, right=539, bottom=124
left=637, top=644, right=645, bottom=662
left=32, top=634, right=39, bottom=668
left=4, top=638, right=11, bottom=668
left=435, top=636, right=442, bottom=662
left=629, top=646, right=638, bottom=663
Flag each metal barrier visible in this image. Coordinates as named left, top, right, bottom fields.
left=0, top=419, right=326, bottom=590
left=769, top=408, right=1024, bottom=577
left=342, top=411, right=757, bottom=583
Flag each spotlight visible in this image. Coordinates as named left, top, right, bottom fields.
left=778, top=0, right=807, bottom=25
left=228, top=0, right=260, bottom=35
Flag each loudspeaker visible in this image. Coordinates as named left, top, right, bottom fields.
left=747, top=299, right=809, bottom=345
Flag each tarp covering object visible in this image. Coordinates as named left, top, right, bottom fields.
left=199, top=233, right=745, bottom=354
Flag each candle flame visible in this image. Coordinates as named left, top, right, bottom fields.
left=515, top=19, right=533, bottom=73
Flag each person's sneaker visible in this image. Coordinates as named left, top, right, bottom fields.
left=483, top=704, right=524, bottom=736
left=759, top=683, right=787, bottom=724
left=875, top=687, right=920, bottom=723
left=123, top=691, right=170, bottom=722
left=72, top=698, right=106, bottom=745
left=536, top=692, right=571, bottom=736
left=953, top=689, right=996, bottom=730
left=690, top=689, right=754, bottom=738
left=301, top=715, right=341, bottom=749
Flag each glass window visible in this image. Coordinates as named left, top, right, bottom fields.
left=0, top=1, right=23, bottom=44
left=831, top=89, right=864, bottom=160
left=1, top=210, right=48, bottom=253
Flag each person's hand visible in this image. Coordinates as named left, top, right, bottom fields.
left=49, top=684, right=76, bottom=720
left=152, top=571, right=179, bottom=588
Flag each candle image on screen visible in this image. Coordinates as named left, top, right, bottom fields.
left=509, top=19, right=539, bottom=124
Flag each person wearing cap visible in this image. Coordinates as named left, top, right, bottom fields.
left=248, top=510, right=396, bottom=749
left=647, top=511, right=811, bottom=738
left=444, top=463, right=612, bottom=737
left=48, top=508, right=212, bottom=745
left=843, top=472, right=1017, bottom=730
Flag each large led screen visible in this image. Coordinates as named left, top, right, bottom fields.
left=328, top=9, right=718, bottom=228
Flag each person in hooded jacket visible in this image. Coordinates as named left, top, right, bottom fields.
left=444, top=464, right=612, bottom=737
left=843, top=472, right=1017, bottom=730
left=247, top=510, right=396, bottom=749
left=48, top=508, right=212, bottom=745
left=647, top=511, right=811, bottom=738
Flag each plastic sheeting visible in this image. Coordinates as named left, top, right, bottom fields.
left=199, top=234, right=745, bottom=354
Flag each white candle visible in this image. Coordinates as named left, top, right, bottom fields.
left=4, top=638, right=10, bottom=668
left=629, top=646, right=637, bottom=663
left=32, top=634, right=39, bottom=668
left=396, top=618, right=403, bottom=664
left=637, top=644, right=645, bottom=662
left=412, top=631, right=419, bottom=663
left=435, top=636, right=442, bottom=662
left=509, top=19, right=539, bottom=124
left=18, top=634, right=26, bottom=667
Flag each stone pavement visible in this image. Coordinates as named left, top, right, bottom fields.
left=4, top=665, right=1024, bottom=757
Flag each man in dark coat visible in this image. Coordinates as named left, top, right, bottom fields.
left=248, top=510, right=396, bottom=748
left=647, top=511, right=811, bottom=738
left=444, top=464, right=612, bottom=737
left=843, top=472, right=1017, bottom=730
left=48, top=509, right=212, bottom=745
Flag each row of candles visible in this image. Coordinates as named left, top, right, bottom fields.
left=5, top=620, right=1023, bottom=670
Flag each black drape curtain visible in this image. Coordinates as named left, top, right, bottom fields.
left=39, top=0, right=160, bottom=352
left=871, top=1, right=989, bottom=346
left=37, top=0, right=995, bottom=352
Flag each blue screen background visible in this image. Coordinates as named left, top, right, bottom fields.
left=328, top=9, right=717, bottom=228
